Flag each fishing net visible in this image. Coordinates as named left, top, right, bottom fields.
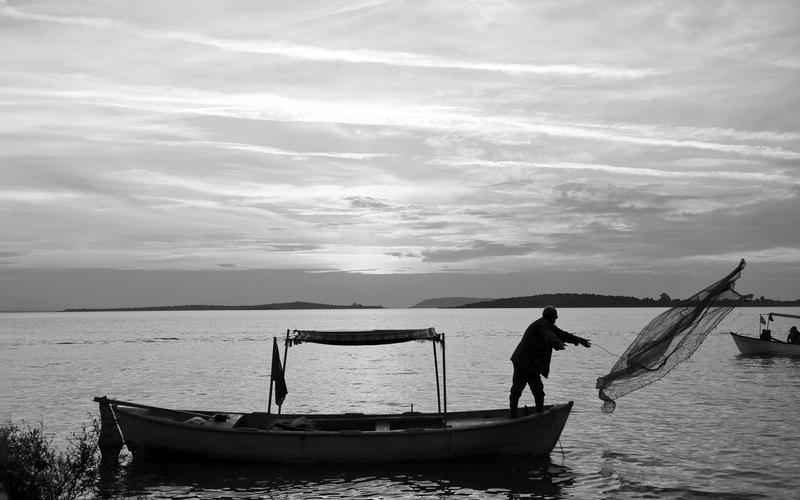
left=596, top=259, right=748, bottom=413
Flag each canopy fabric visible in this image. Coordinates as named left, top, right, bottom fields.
left=767, top=312, right=800, bottom=320
left=596, top=259, right=748, bottom=413
left=290, top=328, right=440, bottom=346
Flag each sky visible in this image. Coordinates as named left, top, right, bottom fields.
left=1, top=0, right=799, bottom=309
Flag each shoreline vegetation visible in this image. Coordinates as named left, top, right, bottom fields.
left=1, top=421, right=101, bottom=500
left=64, top=301, right=383, bottom=312
left=449, top=293, right=800, bottom=309
left=54, top=294, right=800, bottom=312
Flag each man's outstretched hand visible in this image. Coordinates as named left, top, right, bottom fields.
left=579, top=337, right=592, bottom=348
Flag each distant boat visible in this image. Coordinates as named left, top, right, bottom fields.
left=95, top=328, right=573, bottom=463
left=730, top=312, right=800, bottom=356
left=730, top=333, right=800, bottom=355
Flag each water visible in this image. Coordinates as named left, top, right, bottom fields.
left=2, top=307, right=799, bottom=499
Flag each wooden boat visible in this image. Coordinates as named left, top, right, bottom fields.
left=730, top=312, right=800, bottom=356
left=94, top=397, right=572, bottom=463
left=95, top=328, right=574, bottom=463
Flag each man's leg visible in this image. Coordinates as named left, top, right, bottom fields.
left=509, top=364, right=526, bottom=418
left=529, top=372, right=545, bottom=412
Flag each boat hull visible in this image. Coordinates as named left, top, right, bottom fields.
left=106, top=402, right=573, bottom=464
left=730, top=332, right=800, bottom=356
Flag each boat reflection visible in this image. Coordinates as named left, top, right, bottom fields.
left=99, top=454, right=574, bottom=499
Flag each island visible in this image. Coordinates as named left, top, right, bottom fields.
left=416, top=293, right=800, bottom=308
left=412, top=297, right=495, bottom=308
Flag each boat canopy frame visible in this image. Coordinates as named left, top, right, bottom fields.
left=267, top=328, right=447, bottom=417
left=758, top=312, right=800, bottom=341
left=763, top=312, right=800, bottom=321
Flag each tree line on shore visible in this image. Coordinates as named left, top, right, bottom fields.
left=419, top=293, right=800, bottom=309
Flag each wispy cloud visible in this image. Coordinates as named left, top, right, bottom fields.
left=3, top=84, right=798, bottom=161
left=164, top=31, right=657, bottom=79
left=683, top=247, right=800, bottom=264
left=428, top=159, right=797, bottom=183
left=0, top=189, right=81, bottom=203
left=0, top=5, right=655, bottom=79
left=421, top=241, right=539, bottom=263
left=79, top=135, right=389, bottom=161
left=0, top=5, right=113, bottom=28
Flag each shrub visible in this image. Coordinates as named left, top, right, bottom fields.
left=1, top=420, right=100, bottom=500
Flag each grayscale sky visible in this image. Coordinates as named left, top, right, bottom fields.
left=1, top=0, right=799, bottom=309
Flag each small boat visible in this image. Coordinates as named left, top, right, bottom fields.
left=730, top=312, right=800, bottom=356
left=95, top=328, right=573, bottom=463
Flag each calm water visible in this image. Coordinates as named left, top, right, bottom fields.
left=2, top=307, right=799, bottom=499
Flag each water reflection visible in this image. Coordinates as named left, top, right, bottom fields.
left=100, top=455, right=573, bottom=499
left=734, top=353, right=800, bottom=374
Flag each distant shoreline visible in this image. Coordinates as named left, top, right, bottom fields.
left=0, top=304, right=798, bottom=313
left=0, top=293, right=797, bottom=313
left=62, top=301, right=383, bottom=312
left=420, top=293, right=800, bottom=309
left=61, top=302, right=800, bottom=312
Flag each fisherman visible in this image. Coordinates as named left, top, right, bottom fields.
left=509, top=306, right=591, bottom=417
left=788, top=326, right=800, bottom=344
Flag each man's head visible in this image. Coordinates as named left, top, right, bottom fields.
left=791, top=326, right=799, bottom=334
left=542, top=305, right=558, bottom=323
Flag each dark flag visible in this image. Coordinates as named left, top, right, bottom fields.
left=271, top=338, right=288, bottom=406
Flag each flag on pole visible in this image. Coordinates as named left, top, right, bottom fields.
left=271, top=338, right=288, bottom=406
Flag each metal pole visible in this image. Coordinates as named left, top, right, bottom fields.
left=267, top=337, right=275, bottom=414
left=442, top=332, right=447, bottom=415
left=432, top=339, right=441, bottom=413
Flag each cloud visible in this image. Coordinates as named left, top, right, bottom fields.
left=267, top=243, right=319, bottom=253
left=82, top=136, right=389, bottom=161
left=430, top=158, right=797, bottom=182
left=4, top=84, right=798, bottom=161
left=0, top=5, right=114, bottom=28
left=421, top=240, right=539, bottom=263
left=346, top=196, right=392, bottom=210
left=0, top=189, right=82, bottom=203
left=0, top=5, right=655, bottom=79
left=545, top=185, right=800, bottom=265
left=164, top=31, right=656, bottom=79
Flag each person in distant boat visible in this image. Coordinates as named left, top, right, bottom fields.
left=760, top=329, right=772, bottom=341
left=509, top=306, right=591, bottom=417
left=788, top=326, right=800, bottom=344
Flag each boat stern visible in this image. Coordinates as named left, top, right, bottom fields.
left=93, top=396, right=124, bottom=462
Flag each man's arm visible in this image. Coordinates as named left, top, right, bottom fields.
left=539, top=326, right=566, bottom=350
left=553, top=325, right=591, bottom=347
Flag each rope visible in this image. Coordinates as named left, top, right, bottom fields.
left=593, top=342, right=620, bottom=359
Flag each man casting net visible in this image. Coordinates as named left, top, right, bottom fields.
left=597, top=259, right=748, bottom=413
